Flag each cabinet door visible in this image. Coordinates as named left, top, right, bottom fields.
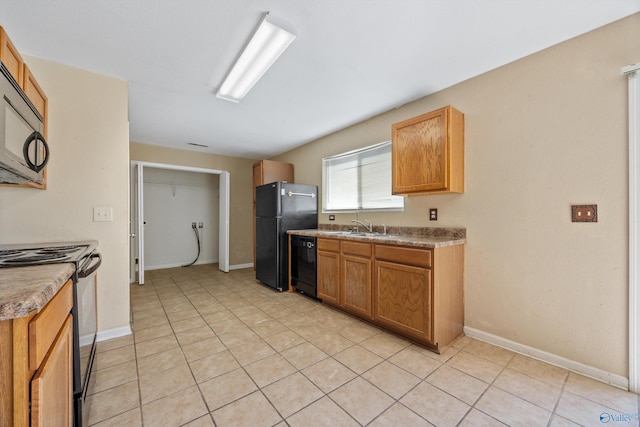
left=392, top=106, right=464, bottom=194
left=261, top=160, right=294, bottom=185
left=0, top=27, right=24, bottom=86
left=22, top=64, right=48, bottom=123
left=31, top=315, right=73, bottom=427
left=341, top=254, right=372, bottom=319
left=393, top=108, right=447, bottom=193
left=374, top=260, right=433, bottom=342
left=317, top=249, right=340, bottom=306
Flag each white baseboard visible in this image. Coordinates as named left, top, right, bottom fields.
left=96, top=325, right=132, bottom=342
left=229, top=263, right=253, bottom=270
left=463, top=326, right=629, bottom=390
left=145, top=258, right=218, bottom=271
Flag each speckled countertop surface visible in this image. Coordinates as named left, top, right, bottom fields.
left=288, top=225, right=466, bottom=248
left=0, top=263, right=75, bottom=321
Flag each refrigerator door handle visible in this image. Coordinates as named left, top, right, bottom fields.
left=287, top=191, right=315, bottom=198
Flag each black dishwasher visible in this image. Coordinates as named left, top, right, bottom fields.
left=291, top=235, right=317, bottom=299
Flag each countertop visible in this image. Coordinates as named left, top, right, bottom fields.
left=0, top=263, right=75, bottom=321
left=288, top=226, right=466, bottom=249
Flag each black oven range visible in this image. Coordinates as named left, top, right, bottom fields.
left=0, top=241, right=101, bottom=427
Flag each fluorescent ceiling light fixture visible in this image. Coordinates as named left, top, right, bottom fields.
left=216, top=14, right=296, bottom=103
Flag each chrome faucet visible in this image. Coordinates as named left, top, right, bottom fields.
left=351, top=219, right=373, bottom=233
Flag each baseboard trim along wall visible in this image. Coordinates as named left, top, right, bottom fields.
left=97, top=326, right=132, bottom=342
left=463, top=326, right=629, bottom=390
left=230, top=263, right=253, bottom=270
left=145, top=258, right=219, bottom=271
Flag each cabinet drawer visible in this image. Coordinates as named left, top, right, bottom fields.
left=375, top=245, right=432, bottom=268
left=341, top=241, right=371, bottom=257
left=29, top=279, right=73, bottom=370
left=317, top=238, right=340, bottom=252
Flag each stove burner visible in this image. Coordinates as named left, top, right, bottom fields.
left=2, top=253, right=68, bottom=264
left=0, top=242, right=94, bottom=268
left=0, top=249, right=26, bottom=258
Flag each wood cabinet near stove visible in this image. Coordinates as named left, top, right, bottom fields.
left=1, top=279, right=74, bottom=426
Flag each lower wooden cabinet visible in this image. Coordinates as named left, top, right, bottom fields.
left=374, top=260, right=432, bottom=342
left=374, top=243, right=464, bottom=351
left=341, top=242, right=372, bottom=320
left=31, top=315, right=73, bottom=427
left=317, top=238, right=340, bottom=305
left=0, top=279, right=74, bottom=426
left=317, top=238, right=374, bottom=319
left=314, top=235, right=464, bottom=353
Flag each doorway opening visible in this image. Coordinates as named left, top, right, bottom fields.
left=130, top=161, right=230, bottom=284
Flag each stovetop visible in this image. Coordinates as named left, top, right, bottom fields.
left=0, top=241, right=97, bottom=268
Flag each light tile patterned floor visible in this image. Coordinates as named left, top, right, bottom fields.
left=87, top=265, right=640, bottom=426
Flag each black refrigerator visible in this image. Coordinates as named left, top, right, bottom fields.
left=256, top=181, right=318, bottom=291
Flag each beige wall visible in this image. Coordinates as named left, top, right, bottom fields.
left=0, top=57, right=131, bottom=333
left=275, top=14, right=640, bottom=377
left=130, top=143, right=255, bottom=266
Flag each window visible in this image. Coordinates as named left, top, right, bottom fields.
left=322, top=141, right=404, bottom=212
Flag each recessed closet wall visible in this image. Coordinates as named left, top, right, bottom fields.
left=143, top=167, right=219, bottom=269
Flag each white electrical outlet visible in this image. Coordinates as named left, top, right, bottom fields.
left=93, top=207, right=113, bottom=222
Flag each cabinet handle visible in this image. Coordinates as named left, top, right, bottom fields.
left=287, top=191, right=315, bottom=198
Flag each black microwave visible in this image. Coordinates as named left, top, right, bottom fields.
left=0, top=60, right=49, bottom=184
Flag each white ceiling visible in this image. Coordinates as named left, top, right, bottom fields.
left=1, top=1, right=639, bottom=159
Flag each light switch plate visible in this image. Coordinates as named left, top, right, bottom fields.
left=93, top=207, right=113, bottom=222
left=571, top=204, right=597, bottom=222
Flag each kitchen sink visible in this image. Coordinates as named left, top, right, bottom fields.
left=320, top=231, right=390, bottom=238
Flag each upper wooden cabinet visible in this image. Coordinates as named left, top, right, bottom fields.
left=253, top=160, right=294, bottom=199
left=392, top=106, right=464, bottom=195
left=0, top=26, right=48, bottom=190
left=0, top=26, right=24, bottom=86
left=23, top=64, right=48, bottom=124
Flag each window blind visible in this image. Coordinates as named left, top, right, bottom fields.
left=322, top=141, right=404, bottom=212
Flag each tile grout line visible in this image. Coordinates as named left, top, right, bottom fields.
left=151, top=272, right=290, bottom=425
left=146, top=275, right=469, bottom=426
left=123, top=267, right=639, bottom=427
left=131, top=284, right=147, bottom=427
left=156, top=275, right=222, bottom=426
left=545, top=371, right=571, bottom=427
left=451, top=347, right=514, bottom=427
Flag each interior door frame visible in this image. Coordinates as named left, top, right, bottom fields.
left=623, top=62, right=639, bottom=393
left=130, top=161, right=230, bottom=284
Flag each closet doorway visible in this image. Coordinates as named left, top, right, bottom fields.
left=130, top=161, right=230, bottom=284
